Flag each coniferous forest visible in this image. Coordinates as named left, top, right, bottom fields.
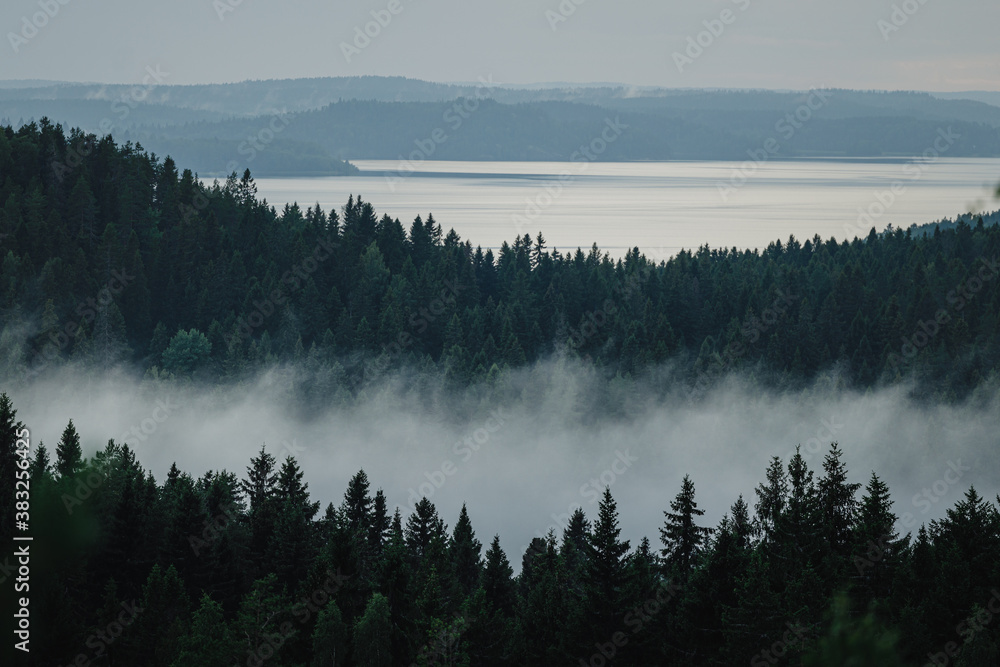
left=1, top=121, right=999, bottom=399
left=2, top=392, right=1000, bottom=666
left=2, top=122, right=1000, bottom=667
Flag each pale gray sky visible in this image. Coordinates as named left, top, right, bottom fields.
left=1, top=0, right=998, bottom=91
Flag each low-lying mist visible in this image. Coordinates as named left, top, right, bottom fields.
left=6, top=358, right=999, bottom=564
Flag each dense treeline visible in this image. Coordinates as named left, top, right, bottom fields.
left=1, top=121, right=999, bottom=397
left=2, top=393, right=999, bottom=665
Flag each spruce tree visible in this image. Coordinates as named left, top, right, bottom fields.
left=817, top=443, right=860, bottom=558
left=271, top=456, right=319, bottom=588
left=481, top=535, right=516, bottom=615
left=661, top=474, right=711, bottom=580
left=853, top=471, right=905, bottom=601
left=241, top=445, right=277, bottom=569
left=55, top=418, right=83, bottom=478
left=755, top=456, right=788, bottom=542
left=405, top=497, right=448, bottom=565
left=585, top=489, right=630, bottom=643
left=450, top=503, right=483, bottom=597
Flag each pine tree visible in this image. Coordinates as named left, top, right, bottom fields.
left=241, top=445, right=278, bottom=570
left=405, top=497, right=448, bottom=566
left=55, top=419, right=83, bottom=478
left=450, top=503, right=483, bottom=597
left=777, top=447, right=822, bottom=567
left=661, top=474, right=711, bottom=580
left=560, top=507, right=591, bottom=591
left=817, top=443, right=860, bottom=558
left=929, top=486, right=1000, bottom=603
left=29, top=442, right=50, bottom=483
left=461, top=536, right=517, bottom=666
left=518, top=533, right=569, bottom=666
left=853, top=471, right=905, bottom=601
left=271, top=456, right=320, bottom=587
left=342, top=469, right=372, bottom=536
left=369, top=488, right=390, bottom=556
left=481, top=535, right=516, bottom=615
left=379, top=509, right=415, bottom=662
left=755, top=456, right=788, bottom=542
left=585, top=488, right=631, bottom=641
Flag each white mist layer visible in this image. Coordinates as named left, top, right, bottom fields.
left=6, top=361, right=1000, bottom=564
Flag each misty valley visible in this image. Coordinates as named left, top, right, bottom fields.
left=2, top=37, right=1000, bottom=666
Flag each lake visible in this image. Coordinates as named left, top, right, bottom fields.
left=254, top=159, right=1000, bottom=260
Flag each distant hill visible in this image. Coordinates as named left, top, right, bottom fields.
left=126, top=97, right=1000, bottom=167
left=932, top=91, right=1000, bottom=109
left=4, top=77, right=1000, bottom=174
left=5, top=77, right=1000, bottom=123
left=0, top=79, right=72, bottom=89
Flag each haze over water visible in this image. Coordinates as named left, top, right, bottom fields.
left=253, top=159, right=1000, bottom=259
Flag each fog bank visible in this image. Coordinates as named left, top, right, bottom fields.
left=6, top=360, right=999, bottom=563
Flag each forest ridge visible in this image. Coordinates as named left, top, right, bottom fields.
left=1, top=122, right=999, bottom=397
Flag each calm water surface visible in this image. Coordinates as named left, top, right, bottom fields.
left=254, top=159, right=1000, bottom=260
